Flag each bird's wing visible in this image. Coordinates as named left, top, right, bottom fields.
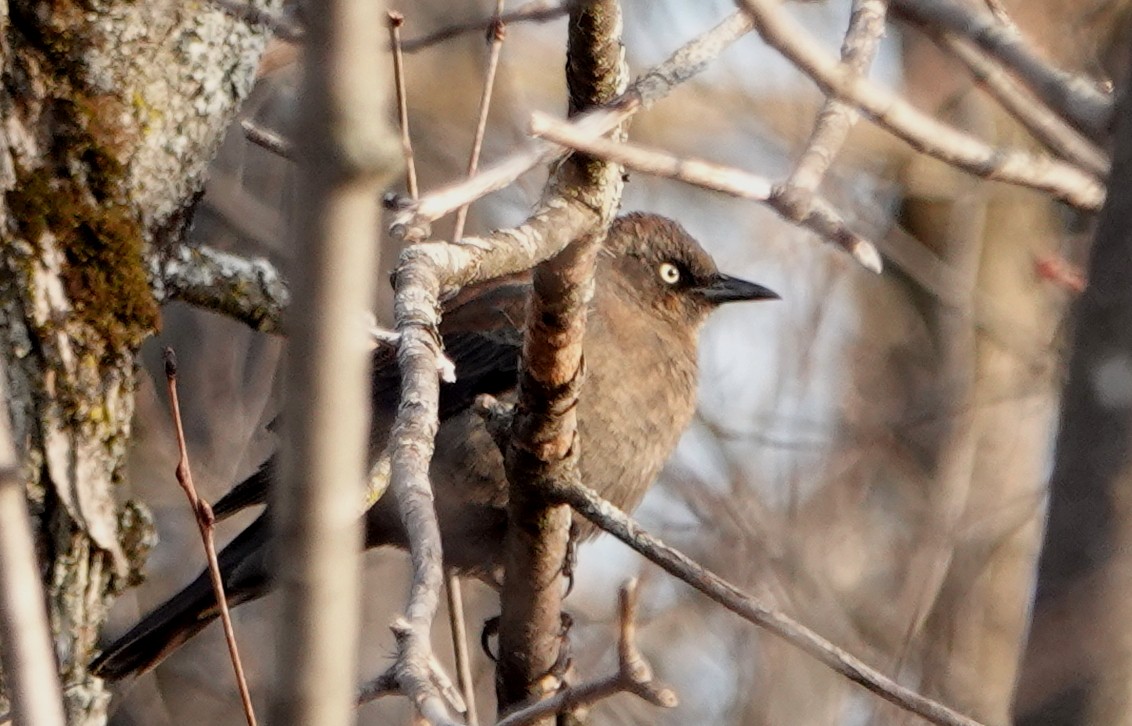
left=211, top=278, right=528, bottom=518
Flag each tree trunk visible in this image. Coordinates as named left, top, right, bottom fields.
left=0, top=2, right=278, bottom=722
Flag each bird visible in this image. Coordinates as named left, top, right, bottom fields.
left=90, top=212, right=778, bottom=680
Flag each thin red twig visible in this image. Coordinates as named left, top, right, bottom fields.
left=163, top=348, right=257, bottom=726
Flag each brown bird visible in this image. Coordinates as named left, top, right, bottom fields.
left=90, top=213, right=777, bottom=680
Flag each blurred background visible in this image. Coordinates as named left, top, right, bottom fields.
left=102, top=1, right=1127, bottom=723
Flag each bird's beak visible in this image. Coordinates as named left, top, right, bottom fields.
left=696, top=273, right=779, bottom=304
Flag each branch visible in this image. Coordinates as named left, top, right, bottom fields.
left=495, top=0, right=627, bottom=716
left=380, top=155, right=624, bottom=725
left=242, top=119, right=295, bottom=160
left=401, top=0, right=568, bottom=53
left=391, top=10, right=755, bottom=230
left=890, top=0, right=1112, bottom=142
left=781, top=0, right=889, bottom=204
left=550, top=480, right=986, bottom=726
left=155, top=242, right=290, bottom=334
left=162, top=350, right=256, bottom=726
left=737, top=0, right=1106, bottom=211
left=528, top=112, right=883, bottom=273
left=495, top=580, right=678, bottom=726
left=452, top=3, right=509, bottom=242
left=388, top=11, right=420, bottom=200
left=928, top=29, right=1109, bottom=178
left=0, top=364, right=64, bottom=726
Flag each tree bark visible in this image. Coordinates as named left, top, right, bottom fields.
left=0, top=2, right=278, bottom=722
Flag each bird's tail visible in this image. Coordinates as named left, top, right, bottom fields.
left=90, top=515, right=270, bottom=680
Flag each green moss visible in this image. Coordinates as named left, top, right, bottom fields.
left=3, top=33, right=159, bottom=352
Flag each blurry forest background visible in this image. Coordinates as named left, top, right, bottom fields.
left=69, top=0, right=1130, bottom=724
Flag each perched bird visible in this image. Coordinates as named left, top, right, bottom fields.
left=91, top=213, right=777, bottom=680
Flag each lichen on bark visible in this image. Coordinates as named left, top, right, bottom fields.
left=0, top=1, right=280, bottom=722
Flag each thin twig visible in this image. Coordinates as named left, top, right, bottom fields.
left=392, top=10, right=755, bottom=231
left=163, top=349, right=257, bottom=726
left=401, top=0, right=567, bottom=53
left=444, top=573, right=480, bottom=726
left=495, top=580, right=678, bottom=726
left=452, top=3, right=508, bottom=243
left=528, top=112, right=883, bottom=273
left=738, top=0, right=1105, bottom=211
left=241, top=119, right=294, bottom=160
left=389, top=11, right=419, bottom=200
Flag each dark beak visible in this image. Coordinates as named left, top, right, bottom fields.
left=696, top=273, right=779, bottom=304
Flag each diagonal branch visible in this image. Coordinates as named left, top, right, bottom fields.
left=154, top=242, right=290, bottom=335
left=781, top=0, right=889, bottom=207
left=391, top=10, right=755, bottom=230
left=528, top=112, right=883, bottom=273
left=550, top=478, right=987, bottom=726
left=890, top=0, right=1112, bottom=142
left=737, top=0, right=1106, bottom=211
left=926, top=28, right=1109, bottom=177
left=402, top=0, right=568, bottom=53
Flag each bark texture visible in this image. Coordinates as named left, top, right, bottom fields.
left=0, top=2, right=278, bottom=721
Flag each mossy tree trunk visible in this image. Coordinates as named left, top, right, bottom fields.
left=0, top=2, right=278, bottom=722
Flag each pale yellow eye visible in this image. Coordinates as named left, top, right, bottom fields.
left=658, top=262, right=681, bottom=285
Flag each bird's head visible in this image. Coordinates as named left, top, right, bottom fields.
left=600, top=213, right=778, bottom=328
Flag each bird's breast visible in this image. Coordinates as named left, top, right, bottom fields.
left=574, top=325, right=698, bottom=516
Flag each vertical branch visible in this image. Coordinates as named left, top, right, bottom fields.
left=0, top=364, right=64, bottom=726
left=495, top=0, right=627, bottom=716
left=269, top=0, right=400, bottom=723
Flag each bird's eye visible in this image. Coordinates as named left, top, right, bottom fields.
left=658, top=262, right=681, bottom=285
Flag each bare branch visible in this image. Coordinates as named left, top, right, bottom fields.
left=551, top=480, right=986, bottom=726
left=383, top=187, right=616, bottom=726
left=783, top=0, right=889, bottom=201
left=0, top=363, right=64, bottom=726
left=155, top=242, right=290, bottom=335
left=495, top=0, right=627, bottom=715
left=393, top=10, right=755, bottom=229
left=444, top=573, right=480, bottom=726
left=242, top=118, right=295, bottom=160
left=891, top=0, right=1112, bottom=141
left=529, top=112, right=883, bottom=273
left=738, top=0, right=1106, bottom=211
left=401, top=0, right=568, bottom=53
left=389, top=11, right=420, bottom=200
left=162, top=349, right=257, bottom=726
left=452, top=4, right=509, bottom=243
left=495, top=580, right=678, bottom=726
left=930, top=30, right=1109, bottom=178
